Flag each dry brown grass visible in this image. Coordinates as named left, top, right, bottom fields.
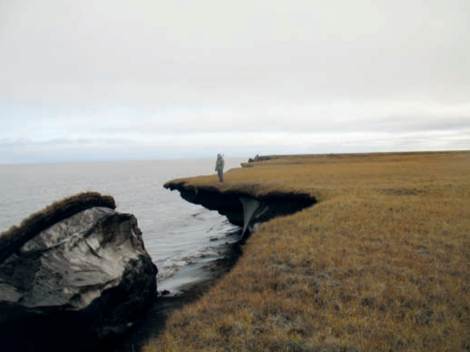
left=149, top=151, right=470, bottom=351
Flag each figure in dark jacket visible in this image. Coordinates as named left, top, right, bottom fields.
left=215, top=154, right=225, bottom=182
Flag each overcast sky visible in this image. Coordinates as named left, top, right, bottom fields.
left=0, top=0, right=469, bottom=163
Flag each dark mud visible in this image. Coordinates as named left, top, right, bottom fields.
left=107, top=237, right=245, bottom=352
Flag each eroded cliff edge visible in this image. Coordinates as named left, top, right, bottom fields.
left=164, top=181, right=316, bottom=235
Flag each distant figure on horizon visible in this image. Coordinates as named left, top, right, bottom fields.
left=215, top=154, right=225, bottom=182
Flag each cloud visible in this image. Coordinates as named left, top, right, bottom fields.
left=0, top=0, right=469, bottom=163
left=1, top=0, right=470, bottom=105
left=1, top=126, right=468, bottom=164
left=3, top=100, right=470, bottom=138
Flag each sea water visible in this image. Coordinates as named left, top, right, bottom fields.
left=0, top=158, right=246, bottom=291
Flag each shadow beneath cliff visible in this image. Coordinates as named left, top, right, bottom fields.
left=106, top=231, right=245, bottom=352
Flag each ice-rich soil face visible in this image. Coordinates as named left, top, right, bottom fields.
left=164, top=183, right=317, bottom=235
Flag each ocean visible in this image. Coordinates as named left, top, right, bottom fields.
left=0, top=157, right=246, bottom=291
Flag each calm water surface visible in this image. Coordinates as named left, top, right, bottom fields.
left=0, top=158, right=246, bottom=290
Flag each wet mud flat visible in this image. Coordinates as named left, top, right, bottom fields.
left=109, top=235, right=244, bottom=352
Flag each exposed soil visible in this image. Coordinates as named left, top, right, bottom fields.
left=106, top=238, right=244, bottom=352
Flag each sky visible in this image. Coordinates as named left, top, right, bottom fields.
left=0, top=0, right=469, bottom=164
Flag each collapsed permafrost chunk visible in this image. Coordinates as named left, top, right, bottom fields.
left=0, top=192, right=158, bottom=352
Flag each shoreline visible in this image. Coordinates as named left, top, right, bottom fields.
left=109, top=236, right=244, bottom=352
left=143, top=152, right=470, bottom=351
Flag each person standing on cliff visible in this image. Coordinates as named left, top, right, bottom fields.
left=215, top=154, right=225, bottom=182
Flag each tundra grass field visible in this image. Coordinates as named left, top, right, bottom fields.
left=146, top=151, right=470, bottom=352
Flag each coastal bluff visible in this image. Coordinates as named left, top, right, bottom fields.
left=0, top=192, right=157, bottom=352
left=164, top=159, right=317, bottom=235
left=148, top=152, right=470, bottom=352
